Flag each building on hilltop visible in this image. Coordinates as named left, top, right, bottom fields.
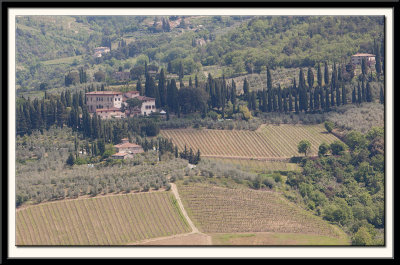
left=351, top=53, right=376, bottom=66
left=86, top=90, right=156, bottom=117
left=85, top=91, right=123, bottom=113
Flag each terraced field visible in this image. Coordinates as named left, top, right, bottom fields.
left=177, top=182, right=348, bottom=241
left=16, top=192, right=190, bottom=245
left=161, top=124, right=339, bottom=159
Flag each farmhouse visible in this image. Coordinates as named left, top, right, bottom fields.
left=114, top=142, right=144, bottom=154
left=111, top=152, right=133, bottom=160
left=112, top=138, right=144, bottom=159
left=112, top=71, right=131, bottom=81
left=351, top=53, right=376, bottom=66
left=93, top=46, right=110, bottom=58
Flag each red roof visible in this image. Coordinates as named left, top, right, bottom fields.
left=137, top=96, right=155, bottom=101
left=112, top=152, right=129, bottom=157
left=86, top=91, right=122, bottom=95
left=352, top=53, right=375, bottom=57
left=114, top=142, right=142, bottom=149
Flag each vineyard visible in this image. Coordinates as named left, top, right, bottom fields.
left=161, top=124, right=340, bottom=159
left=177, top=182, right=348, bottom=241
left=16, top=191, right=190, bottom=245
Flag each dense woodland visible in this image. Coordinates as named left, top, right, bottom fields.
left=15, top=15, right=386, bottom=246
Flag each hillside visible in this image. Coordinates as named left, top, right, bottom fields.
left=15, top=15, right=384, bottom=91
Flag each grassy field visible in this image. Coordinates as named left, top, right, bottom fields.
left=41, top=55, right=83, bottom=66
left=177, top=182, right=348, bottom=241
left=16, top=191, right=190, bottom=245
left=204, top=158, right=301, bottom=173
left=211, top=232, right=349, bottom=245
left=161, top=124, right=340, bottom=159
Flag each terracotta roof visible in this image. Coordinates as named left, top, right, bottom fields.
left=352, top=53, right=375, bottom=57
left=86, top=91, right=122, bottom=95
left=137, top=96, right=155, bottom=101
left=114, top=142, right=142, bottom=148
left=112, top=152, right=129, bottom=157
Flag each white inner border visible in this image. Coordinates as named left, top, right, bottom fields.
left=8, top=8, right=393, bottom=258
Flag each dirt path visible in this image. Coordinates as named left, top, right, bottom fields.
left=129, top=183, right=212, bottom=245
left=170, top=183, right=199, bottom=234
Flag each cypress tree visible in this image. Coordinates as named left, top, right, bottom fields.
left=266, top=67, right=272, bottom=91
left=261, top=89, right=267, bottom=112
left=380, top=86, right=384, bottom=104
left=283, top=91, right=288, bottom=113
left=309, top=89, right=313, bottom=111
left=317, top=63, right=323, bottom=87
left=277, top=85, right=283, bottom=112
left=243, top=78, right=249, bottom=100
left=331, top=83, right=335, bottom=107
left=358, top=82, right=362, bottom=104
left=362, top=79, right=366, bottom=102
left=320, top=88, right=325, bottom=110
left=366, top=82, right=373, bottom=102
left=288, top=91, right=293, bottom=112
left=307, top=67, right=314, bottom=90
left=195, top=75, right=199, bottom=88
left=325, top=88, right=330, bottom=111
left=298, top=69, right=308, bottom=111
left=314, top=87, right=320, bottom=110
left=158, top=68, right=166, bottom=107
left=336, top=84, right=341, bottom=106
left=342, top=84, right=347, bottom=105
left=231, top=80, right=237, bottom=105
left=272, top=89, right=277, bottom=112
left=352, top=86, right=357, bottom=103
left=375, top=42, right=382, bottom=76
left=324, top=61, right=329, bottom=87
left=294, top=93, right=299, bottom=113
